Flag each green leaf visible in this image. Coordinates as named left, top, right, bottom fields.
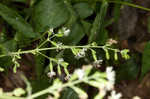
left=81, top=20, right=92, bottom=36
left=0, top=40, right=17, bottom=70
left=113, top=0, right=121, bottom=23
left=63, top=22, right=85, bottom=45
left=35, top=54, right=45, bottom=79
left=31, top=77, right=51, bottom=99
left=116, top=56, right=139, bottom=82
left=141, top=42, right=150, bottom=78
left=61, top=88, right=78, bottom=99
left=73, top=3, right=93, bottom=19
left=88, top=0, right=108, bottom=44
left=32, top=0, right=70, bottom=32
left=0, top=3, right=37, bottom=38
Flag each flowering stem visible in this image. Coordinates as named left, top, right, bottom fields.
left=0, top=45, right=119, bottom=58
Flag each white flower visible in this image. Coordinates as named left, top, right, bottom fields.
left=58, top=58, right=64, bottom=64
left=47, top=71, right=56, bottom=78
left=75, top=49, right=87, bottom=59
left=62, top=27, right=70, bottom=36
left=93, top=60, right=103, bottom=67
left=99, top=83, right=107, bottom=97
left=75, top=69, right=84, bottom=80
left=49, top=28, right=53, bottom=33
left=108, top=91, right=122, bottom=99
left=106, top=67, right=115, bottom=83
left=106, top=81, right=114, bottom=91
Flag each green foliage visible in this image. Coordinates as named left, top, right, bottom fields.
left=32, top=0, right=70, bottom=33
left=0, top=3, right=37, bottom=38
left=89, top=0, right=108, bottom=44
left=141, top=42, right=150, bottom=78
left=63, top=23, right=85, bottom=45
left=116, top=56, right=139, bottom=81
left=0, top=0, right=150, bottom=99
left=73, top=3, right=93, bottom=19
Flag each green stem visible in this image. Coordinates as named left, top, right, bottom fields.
left=109, top=0, right=150, bottom=11
left=73, top=0, right=150, bottom=11
left=30, top=78, right=84, bottom=99
left=0, top=45, right=119, bottom=58
left=37, top=39, right=48, bottom=48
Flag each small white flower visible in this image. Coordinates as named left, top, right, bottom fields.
left=58, top=58, right=64, bottom=64
left=47, top=71, right=56, bottom=78
left=99, top=83, right=107, bottom=97
left=75, top=69, right=84, bottom=80
left=83, top=48, right=87, bottom=51
left=75, top=49, right=87, bottom=59
left=56, top=42, right=63, bottom=51
left=57, top=42, right=63, bottom=47
left=62, top=27, right=70, bottom=36
left=106, top=81, right=114, bottom=91
left=108, top=90, right=122, bottom=99
left=49, top=28, right=53, bottom=33
left=93, top=60, right=103, bottom=67
left=106, top=67, right=115, bottom=83
left=64, top=29, right=70, bottom=36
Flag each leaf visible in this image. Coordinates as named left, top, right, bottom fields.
left=62, top=22, right=85, bottom=45
left=73, top=3, right=93, bottom=19
left=61, top=88, right=78, bottom=99
left=35, top=54, right=45, bottom=79
left=0, top=40, right=17, bottom=69
left=113, top=0, right=121, bottom=23
left=141, top=42, right=150, bottom=78
left=88, top=0, right=108, bottom=44
left=32, top=0, right=70, bottom=32
left=31, top=78, right=51, bottom=99
left=0, top=3, right=37, bottom=38
left=81, top=20, right=92, bottom=36
left=116, top=56, right=139, bottom=82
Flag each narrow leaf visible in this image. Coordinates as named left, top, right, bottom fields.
left=0, top=3, right=37, bottom=38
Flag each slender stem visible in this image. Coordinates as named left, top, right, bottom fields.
left=73, top=0, right=150, bottom=11
left=29, top=88, right=50, bottom=99
left=37, top=52, right=50, bottom=60
left=37, top=39, right=48, bottom=48
left=30, top=74, right=103, bottom=99
left=30, top=78, right=84, bottom=99
left=109, top=0, right=150, bottom=11
left=0, top=45, right=120, bottom=58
